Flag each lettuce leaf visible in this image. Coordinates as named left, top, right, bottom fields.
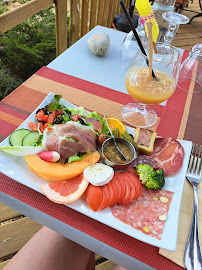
left=66, top=137, right=75, bottom=142
left=65, top=107, right=85, bottom=116
left=87, top=111, right=110, bottom=135
left=68, top=153, right=85, bottom=163
left=87, top=111, right=102, bottom=121
left=47, top=95, right=65, bottom=111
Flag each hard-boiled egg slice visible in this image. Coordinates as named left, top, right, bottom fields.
left=83, top=163, right=114, bottom=186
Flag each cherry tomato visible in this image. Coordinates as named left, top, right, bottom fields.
left=97, top=134, right=110, bottom=146
left=55, top=110, right=64, bottom=117
left=71, top=114, right=81, bottom=121
left=35, top=109, right=45, bottom=119
left=43, top=115, right=49, bottom=122
left=48, top=114, right=54, bottom=125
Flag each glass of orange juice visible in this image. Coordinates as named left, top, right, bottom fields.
left=122, top=43, right=181, bottom=128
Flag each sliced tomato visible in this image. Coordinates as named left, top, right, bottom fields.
left=99, top=184, right=110, bottom=210
left=105, top=180, right=116, bottom=208
left=128, top=172, right=142, bottom=200
left=119, top=174, right=133, bottom=205
left=115, top=172, right=126, bottom=203
left=128, top=173, right=139, bottom=200
left=113, top=173, right=123, bottom=203
left=98, top=186, right=108, bottom=211
left=108, top=177, right=118, bottom=205
left=121, top=173, right=136, bottom=205
left=84, top=184, right=103, bottom=212
left=115, top=172, right=128, bottom=204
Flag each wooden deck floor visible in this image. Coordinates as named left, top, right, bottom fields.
left=172, top=0, right=202, bottom=50
left=0, top=203, right=115, bottom=270
left=0, top=1, right=201, bottom=269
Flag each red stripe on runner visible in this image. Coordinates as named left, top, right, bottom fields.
left=0, top=119, right=18, bottom=137
left=156, top=50, right=190, bottom=138
left=0, top=175, right=183, bottom=270
left=36, top=67, right=164, bottom=117
left=0, top=104, right=28, bottom=120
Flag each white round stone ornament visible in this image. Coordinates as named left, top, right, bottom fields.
left=87, top=32, right=110, bottom=56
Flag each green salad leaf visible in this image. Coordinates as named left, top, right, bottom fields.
left=87, top=111, right=110, bottom=135
left=47, top=95, right=65, bottom=111
left=67, top=152, right=88, bottom=163
left=65, top=107, right=85, bottom=116
left=87, top=111, right=102, bottom=121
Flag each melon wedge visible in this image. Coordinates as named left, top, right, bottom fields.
left=25, top=151, right=100, bottom=182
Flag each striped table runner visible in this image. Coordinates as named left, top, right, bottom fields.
left=1, top=49, right=202, bottom=270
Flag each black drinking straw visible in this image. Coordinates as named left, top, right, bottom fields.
left=120, top=0, right=157, bottom=79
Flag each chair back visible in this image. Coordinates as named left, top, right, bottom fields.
left=69, top=0, right=131, bottom=45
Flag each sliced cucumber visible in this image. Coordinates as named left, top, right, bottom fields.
left=9, top=129, right=31, bottom=146
left=22, top=132, right=40, bottom=146
left=1, top=146, right=45, bottom=156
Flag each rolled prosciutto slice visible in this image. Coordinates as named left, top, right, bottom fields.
left=149, top=137, right=184, bottom=176
left=46, top=122, right=97, bottom=160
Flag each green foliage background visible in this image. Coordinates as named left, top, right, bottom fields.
left=0, top=2, right=70, bottom=100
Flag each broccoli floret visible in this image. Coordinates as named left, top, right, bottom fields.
left=136, top=164, right=165, bottom=190
left=145, top=169, right=165, bottom=190
left=136, top=164, right=154, bottom=184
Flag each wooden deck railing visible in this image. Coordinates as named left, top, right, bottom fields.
left=69, top=0, right=131, bottom=45
left=0, top=0, right=67, bottom=56
left=0, top=0, right=131, bottom=56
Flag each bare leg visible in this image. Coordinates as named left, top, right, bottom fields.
left=4, top=226, right=95, bottom=270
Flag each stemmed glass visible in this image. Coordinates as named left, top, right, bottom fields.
left=162, top=11, right=189, bottom=44
left=120, top=26, right=147, bottom=72
left=121, top=42, right=181, bottom=128
left=177, top=47, right=202, bottom=93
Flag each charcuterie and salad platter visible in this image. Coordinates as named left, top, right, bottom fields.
left=0, top=93, right=192, bottom=251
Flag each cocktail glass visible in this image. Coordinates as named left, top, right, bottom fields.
left=162, top=11, right=189, bottom=44
left=121, top=43, right=181, bottom=128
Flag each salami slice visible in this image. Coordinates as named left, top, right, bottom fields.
left=130, top=155, right=161, bottom=170
left=149, top=137, right=184, bottom=176
left=111, top=186, right=174, bottom=240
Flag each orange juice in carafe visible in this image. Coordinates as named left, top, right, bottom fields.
left=125, top=67, right=176, bottom=104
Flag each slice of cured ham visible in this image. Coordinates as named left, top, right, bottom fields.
left=111, top=186, right=174, bottom=240
left=130, top=155, right=161, bottom=170
left=45, top=122, right=97, bottom=160
left=149, top=137, right=184, bottom=176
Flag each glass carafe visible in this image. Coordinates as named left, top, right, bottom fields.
left=152, top=0, right=177, bottom=42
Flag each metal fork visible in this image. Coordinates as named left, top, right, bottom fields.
left=184, top=143, right=202, bottom=270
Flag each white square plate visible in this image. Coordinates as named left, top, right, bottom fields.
left=0, top=93, right=192, bottom=251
